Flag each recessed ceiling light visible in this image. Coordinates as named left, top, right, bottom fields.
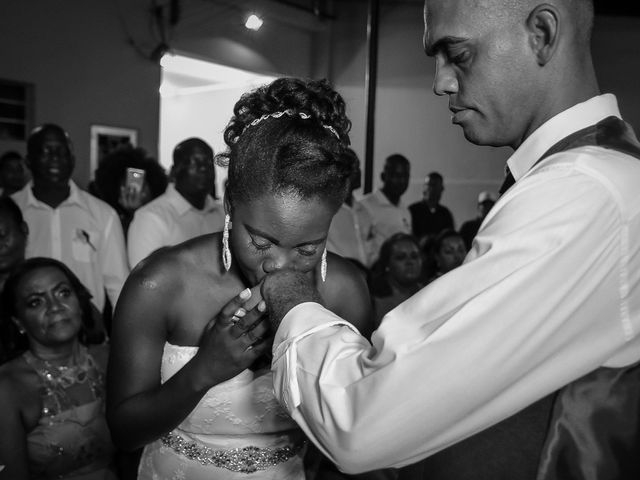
left=245, top=14, right=263, bottom=31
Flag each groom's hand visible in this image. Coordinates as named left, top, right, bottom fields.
left=261, top=270, right=322, bottom=330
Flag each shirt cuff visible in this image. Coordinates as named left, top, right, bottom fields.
left=272, top=302, right=358, bottom=411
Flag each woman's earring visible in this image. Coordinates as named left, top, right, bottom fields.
left=14, top=321, right=25, bottom=335
left=321, top=248, right=327, bottom=282
left=222, top=214, right=232, bottom=272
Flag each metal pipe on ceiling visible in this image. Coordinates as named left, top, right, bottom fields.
left=363, top=0, right=379, bottom=194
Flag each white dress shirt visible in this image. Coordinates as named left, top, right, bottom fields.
left=12, top=181, right=129, bottom=312
left=127, top=183, right=225, bottom=268
left=356, top=190, right=412, bottom=265
left=326, top=202, right=374, bottom=267
left=271, top=94, right=640, bottom=473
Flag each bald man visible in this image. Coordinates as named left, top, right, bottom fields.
left=261, top=1, right=640, bottom=478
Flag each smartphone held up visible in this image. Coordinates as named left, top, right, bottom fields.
left=125, top=167, right=146, bottom=194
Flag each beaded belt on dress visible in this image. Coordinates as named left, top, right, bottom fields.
left=160, top=431, right=306, bottom=473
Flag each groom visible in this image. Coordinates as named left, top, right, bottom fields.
left=262, top=0, right=640, bottom=479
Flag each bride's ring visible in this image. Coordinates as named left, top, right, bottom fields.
left=230, top=315, right=241, bottom=325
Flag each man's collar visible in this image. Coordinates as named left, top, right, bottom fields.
left=506, top=94, right=622, bottom=181
left=24, top=180, right=85, bottom=209
left=375, top=189, right=403, bottom=208
left=168, top=183, right=220, bottom=215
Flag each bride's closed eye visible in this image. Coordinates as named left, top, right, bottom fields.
left=296, top=245, right=318, bottom=257
left=250, top=235, right=271, bottom=252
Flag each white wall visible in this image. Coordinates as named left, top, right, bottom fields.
left=2, top=0, right=638, bottom=207
left=331, top=3, right=640, bottom=225
left=0, top=0, right=160, bottom=187
left=332, top=3, right=508, bottom=225
left=159, top=77, right=274, bottom=198
left=157, top=0, right=331, bottom=199
left=0, top=0, right=329, bottom=188
left=592, top=15, right=640, bottom=130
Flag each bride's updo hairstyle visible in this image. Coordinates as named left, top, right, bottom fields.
left=217, top=77, right=353, bottom=211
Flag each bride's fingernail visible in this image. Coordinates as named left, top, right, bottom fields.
left=257, top=301, right=266, bottom=312
left=234, top=308, right=246, bottom=317
left=239, top=288, right=251, bottom=299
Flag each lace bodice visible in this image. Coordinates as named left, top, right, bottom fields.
left=137, top=343, right=305, bottom=479
left=161, top=342, right=296, bottom=437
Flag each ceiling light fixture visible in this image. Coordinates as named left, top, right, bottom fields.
left=245, top=14, right=263, bottom=31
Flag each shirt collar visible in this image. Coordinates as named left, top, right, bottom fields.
left=167, top=183, right=219, bottom=215
left=24, top=180, right=85, bottom=209
left=375, top=189, right=404, bottom=208
left=506, top=94, right=622, bottom=181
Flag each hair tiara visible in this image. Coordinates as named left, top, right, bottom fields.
left=242, top=109, right=340, bottom=140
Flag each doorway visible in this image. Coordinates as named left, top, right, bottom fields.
left=159, top=52, right=276, bottom=198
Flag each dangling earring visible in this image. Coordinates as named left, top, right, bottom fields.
left=222, top=214, right=232, bottom=271
left=321, top=248, right=327, bottom=282
left=14, top=321, right=26, bottom=335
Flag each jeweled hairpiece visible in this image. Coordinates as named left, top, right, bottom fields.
left=243, top=109, right=340, bottom=140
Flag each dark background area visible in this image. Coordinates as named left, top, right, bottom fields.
left=594, top=2, right=640, bottom=17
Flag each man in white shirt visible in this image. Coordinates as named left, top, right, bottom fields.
left=259, top=1, right=640, bottom=478
left=357, top=153, right=412, bottom=266
left=127, top=138, right=225, bottom=268
left=12, top=124, right=128, bottom=318
left=326, top=148, right=373, bottom=269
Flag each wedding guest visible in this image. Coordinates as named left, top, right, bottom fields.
left=0, top=257, right=117, bottom=479
left=0, top=197, right=28, bottom=364
left=326, top=148, right=373, bottom=269
left=459, top=191, right=496, bottom=250
left=12, top=124, right=129, bottom=324
left=369, top=233, right=423, bottom=327
left=0, top=197, right=27, bottom=293
left=92, top=146, right=168, bottom=235
left=409, top=172, right=454, bottom=242
left=422, top=229, right=466, bottom=283
left=357, top=154, right=412, bottom=266
left=127, top=138, right=224, bottom=268
left=0, top=150, right=29, bottom=197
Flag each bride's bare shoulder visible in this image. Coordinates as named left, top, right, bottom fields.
left=128, top=233, right=223, bottom=289
left=321, top=253, right=374, bottom=338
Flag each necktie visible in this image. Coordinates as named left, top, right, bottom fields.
left=498, top=165, right=515, bottom=195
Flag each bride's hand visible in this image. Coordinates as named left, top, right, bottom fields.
left=191, top=285, right=272, bottom=389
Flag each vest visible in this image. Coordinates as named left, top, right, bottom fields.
left=420, top=116, right=640, bottom=480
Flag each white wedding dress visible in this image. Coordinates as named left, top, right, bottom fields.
left=137, top=343, right=307, bottom=480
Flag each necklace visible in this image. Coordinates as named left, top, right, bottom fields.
left=23, top=345, right=104, bottom=417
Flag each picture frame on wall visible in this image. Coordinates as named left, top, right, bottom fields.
left=89, top=125, right=138, bottom=177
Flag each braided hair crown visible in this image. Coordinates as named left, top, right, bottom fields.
left=217, top=77, right=354, bottom=210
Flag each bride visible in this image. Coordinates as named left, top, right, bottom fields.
left=106, top=77, right=374, bottom=479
